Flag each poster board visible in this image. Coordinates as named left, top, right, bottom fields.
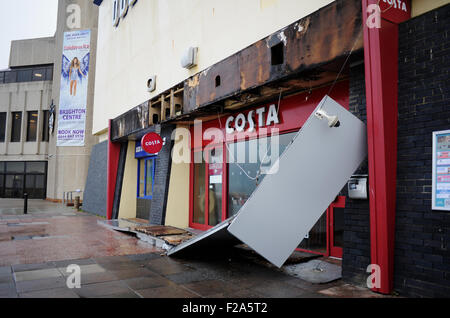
left=57, top=30, right=91, bottom=147
left=432, top=129, right=450, bottom=211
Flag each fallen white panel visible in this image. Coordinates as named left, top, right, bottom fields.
left=227, top=96, right=367, bottom=268
left=167, top=216, right=241, bottom=256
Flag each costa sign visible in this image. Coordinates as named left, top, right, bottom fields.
left=225, top=104, right=280, bottom=135
left=112, top=0, right=138, bottom=27
left=141, top=132, right=163, bottom=154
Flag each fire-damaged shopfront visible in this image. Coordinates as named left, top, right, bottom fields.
left=87, top=0, right=450, bottom=298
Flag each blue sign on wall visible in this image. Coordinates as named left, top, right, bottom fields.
left=135, top=141, right=154, bottom=159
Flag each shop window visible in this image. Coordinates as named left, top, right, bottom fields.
left=26, top=162, right=46, bottom=174
left=0, top=174, right=3, bottom=196
left=0, top=112, right=6, bottom=142
left=17, top=69, right=32, bottom=82
left=298, top=211, right=327, bottom=254
left=227, top=132, right=296, bottom=217
left=4, top=174, right=23, bottom=198
left=32, top=69, right=45, bottom=81
left=26, top=111, right=38, bottom=142
left=5, top=71, right=17, bottom=83
left=0, top=72, right=4, bottom=84
left=6, top=162, right=25, bottom=173
left=45, top=66, right=53, bottom=81
left=192, top=156, right=206, bottom=225
left=271, top=42, right=284, bottom=66
left=10, top=112, right=22, bottom=142
left=137, top=158, right=156, bottom=199
left=42, top=110, right=49, bottom=142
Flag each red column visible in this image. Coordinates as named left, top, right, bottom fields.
left=106, top=120, right=120, bottom=220
left=362, top=0, right=410, bottom=294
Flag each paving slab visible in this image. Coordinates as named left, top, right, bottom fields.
left=73, top=280, right=134, bottom=298
left=19, top=287, right=79, bottom=298
left=12, top=262, right=55, bottom=273
left=57, top=264, right=106, bottom=277
left=123, top=276, right=173, bottom=290
left=145, top=257, right=194, bottom=276
left=249, top=280, right=310, bottom=298
left=0, top=267, right=12, bottom=275
left=15, top=277, right=67, bottom=293
left=135, top=285, right=200, bottom=298
left=181, top=279, right=243, bottom=297
left=109, top=267, right=158, bottom=280
left=14, top=268, right=63, bottom=282
left=283, top=259, right=342, bottom=284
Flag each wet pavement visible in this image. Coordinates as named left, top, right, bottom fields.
left=0, top=200, right=160, bottom=266
left=0, top=199, right=390, bottom=298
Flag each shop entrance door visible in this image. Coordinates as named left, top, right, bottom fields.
left=329, top=196, right=345, bottom=258
left=190, top=146, right=226, bottom=230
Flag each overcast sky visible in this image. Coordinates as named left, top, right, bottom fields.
left=0, top=0, right=58, bottom=70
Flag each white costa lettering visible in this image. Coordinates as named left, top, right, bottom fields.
left=226, top=105, right=279, bottom=134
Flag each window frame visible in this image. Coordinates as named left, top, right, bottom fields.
left=10, top=111, right=22, bottom=143
left=26, top=111, right=38, bottom=142
left=137, top=157, right=156, bottom=200
left=0, top=112, right=6, bottom=142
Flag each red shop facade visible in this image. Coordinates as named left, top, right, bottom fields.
left=189, top=81, right=349, bottom=258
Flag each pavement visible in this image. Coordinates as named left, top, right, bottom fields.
left=0, top=199, right=389, bottom=298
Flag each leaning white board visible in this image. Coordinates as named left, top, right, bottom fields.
left=227, top=96, right=368, bottom=268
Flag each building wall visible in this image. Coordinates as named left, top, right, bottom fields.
left=46, top=0, right=99, bottom=201
left=9, top=37, right=55, bottom=68
left=411, top=0, right=450, bottom=17
left=342, top=4, right=450, bottom=297
left=0, top=81, right=52, bottom=161
left=394, top=4, right=450, bottom=297
left=165, top=125, right=190, bottom=229
left=341, top=62, right=371, bottom=287
left=118, top=141, right=137, bottom=219
left=82, top=140, right=107, bottom=216
left=92, top=0, right=334, bottom=135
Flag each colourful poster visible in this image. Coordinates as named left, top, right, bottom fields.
left=57, top=30, right=90, bottom=147
left=433, top=130, right=450, bottom=211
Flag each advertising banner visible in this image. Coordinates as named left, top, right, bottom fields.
left=432, top=130, right=450, bottom=211
left=57, top=30, right=91, bottom=147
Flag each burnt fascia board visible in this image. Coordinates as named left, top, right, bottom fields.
left=182, top=0, right=362, bottom=115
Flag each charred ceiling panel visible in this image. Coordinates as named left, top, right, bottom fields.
left=285, top=0, right=363, bottom=72
left=111, top=101, right=149, bottom=141
left=182, top=0, right=363, bottom=115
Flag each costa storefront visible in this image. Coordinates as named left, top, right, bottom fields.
left=189, top=81, right=349, bottom=258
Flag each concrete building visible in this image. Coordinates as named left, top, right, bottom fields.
left=88, top=0, right=449, bottom=297
left=0, top=0, right=99, bottom=202
left=0, top=37, right=54, bottom=199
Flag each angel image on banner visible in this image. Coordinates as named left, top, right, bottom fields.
left=61, top=53, right=89, bottom=97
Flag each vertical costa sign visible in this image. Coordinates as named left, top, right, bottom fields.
left=57, top=30, right=91, bottom=147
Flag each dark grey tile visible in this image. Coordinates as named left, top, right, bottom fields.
left=110, top=267, right=157, bottom=280
left=19, top=287, right=79, bottom=298
left=249, top=280, right=310, bottom=298
left=0, top=267, right=11, bottom=275
left=15, top=277, right=67, bottom=293
left=74, top=280, right=133, bottom=298
left=12, top=262, right=55, bottom=273
left=126, top=253, right=160, bottom=262
left=145, top=258, right=194, bottom=276
left=123, top=276, right=172, bottom=290
left=181, top=279, right=242, bottom=297
left=51, top=258, right=96, bottom=268
left=0, top=274, right=14, bottom=284
left=165, top=270, right=211, bottom=285
left=80, top=272, right=120, bottom=286
left=95, top=291, right=141, bottom=298
left=136, top=285, right=199, bottom=298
